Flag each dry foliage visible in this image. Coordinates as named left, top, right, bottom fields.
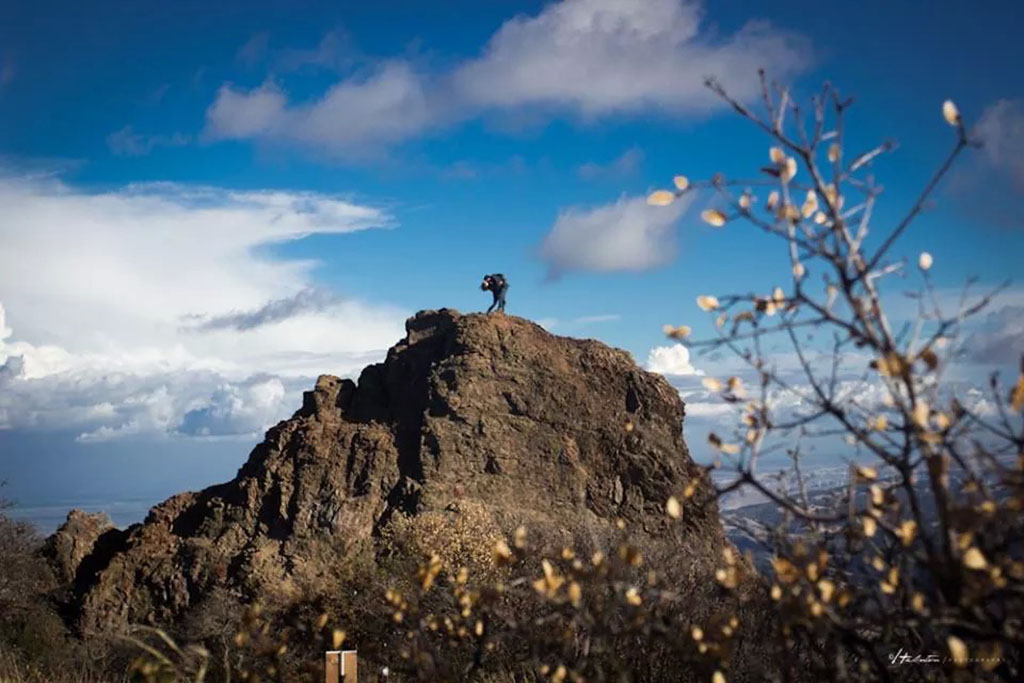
left=646, top=73, right=1023, bottom=681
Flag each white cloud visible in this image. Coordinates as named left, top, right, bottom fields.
left=539, top=194, right=691, bottom=275
left=175, top=375, right=292, bottom=438
left=646, top=343, right=700, bottom=376
left=205, top=62, right=450, bottom=155
left=682, top=401, right=732, bottom=418
left=204, top=0, right=809, bottom=154
left=0, top=176, right=406, bottom=440
left=454, top=0, right=808, bottom=116
left=975, top=98, right=1024, bottom=191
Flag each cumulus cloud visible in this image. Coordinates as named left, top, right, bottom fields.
left=646, top=343, right=700, bottom=376
left=205, top=62, right=450, bottom=154
left=176, top=375, right=293, bottom=438
left=0, top=176, right=405, bottom=441
left=538, top=194, right=691, bottom=275
left=975, top=98, right=1024, bottom=192
left=453, top=0, right=807, bottom=116
left=204, top=0, right=809, bottom=154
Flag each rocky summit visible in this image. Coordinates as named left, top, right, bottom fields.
left=47, top=309, right=730, bottom=634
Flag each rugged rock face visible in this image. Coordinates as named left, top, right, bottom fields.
left=43, top=509, right=117, bottom=586
left=48, top=309, right=727, bottom=634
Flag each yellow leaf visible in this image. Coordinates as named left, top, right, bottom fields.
left=1011, top=374, right=1024, bottom=412
left=942, top=100, right=961, bottom=126
left=827, top=143, right=840, bottom=163
left=873, top=352, right=907, bottom=378
left=856, top=465, right=878, bottom=480
left=663, top=324, right=692, bottom=340
left=947, top=635, right=968, bottom=667
left=823, top=183, right=839, bottom=207
left=647, top=190, right=675, bottom=206
left=801, top=190, right=818, bottom=218
left=766, top=191, right=779, bottom=210
left=696, top=295, right=720, bottom=311
left=665, top=496, right=682, bottom=519
left=332, top=629, right=346, bottom=649
left=898, top=519, right=917, bottom=546
left=769, top=146, right=786, bottom=164
left=673, top=175, right=690, bottom=191
left=493, top=539, right=512, bottom=563
left=738, top=193, right=752, bottom=209
left=701, top=209, right=728, bottom=227
left=918, top=252, right=933, bottom=270
left=781, top=157, right=798, bottom=183
left=817, top=579, right=835, bottom=602
left=567, top=581, right=582, bottom=607
left=712, top=671, right=727, bottom=683
left=870, top=484, right=884, bottom=506
left=702, top=377, right=723, bottom=392
left=963, top=547, right=988, bottom=570
left=779, top=203, right=800, bottom=222
left=913, top=401, right=930, bottom=428
left=772, top=557, right=800, bottom=583
left=720, top=442, right=740, bottom=455
left=792, top=262, right=805, bottom=279
left=862, top=516, right=877, bottom=537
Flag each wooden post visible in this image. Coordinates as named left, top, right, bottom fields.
left=325, top=650, right=357, bottom=683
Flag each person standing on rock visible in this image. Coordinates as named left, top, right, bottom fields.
left=481, top=273, right=508, bottom=313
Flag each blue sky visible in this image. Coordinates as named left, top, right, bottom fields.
left=1, top=0, right=1022, bottom=528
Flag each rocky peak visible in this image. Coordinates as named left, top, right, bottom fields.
left=47, top=309, right=724, bottom=633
